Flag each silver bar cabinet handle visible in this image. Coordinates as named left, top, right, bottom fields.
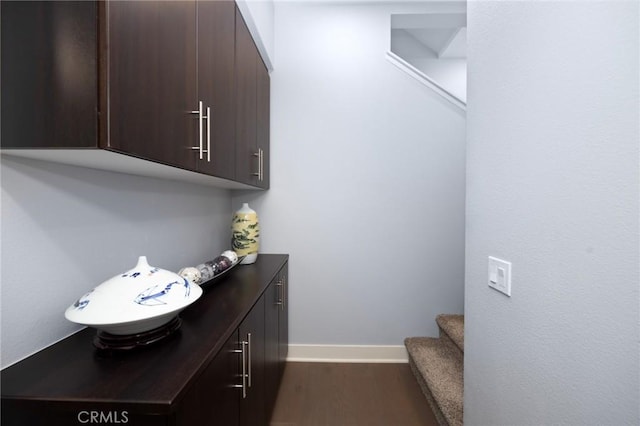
left=241, top=341, right=247, bottom=398
left=253, top=151, right=260, bottom=178
left=247, top=333, right=252, bottom=388
left=282, top=275, right=286, bottom=311
left=252, top=149, right=264, bottom=180
left=206, top=106, right=211, bottom=162
left=189, top=101, right=203, bottom=160
left=231, top=341, right=247, bottom=398
left=230, top=344, right=245, bottom=398
left=275, top=280, right=283, bottom=306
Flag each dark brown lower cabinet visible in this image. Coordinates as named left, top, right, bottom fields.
left=175, top=331, right=240, bottom=426
left=239, top=296, right=266, bottom=426
left=264, top=275, right=281, bottom=420
left=265, top=264, right=289, bottom=420
left=278, top=264, right=289, bottom=379
left=1, top=255, right=289, bottom=426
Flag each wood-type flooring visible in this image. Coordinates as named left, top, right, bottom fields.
left=270, top=362, right=439, bottom=426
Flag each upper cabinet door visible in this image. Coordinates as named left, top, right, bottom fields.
left=256, top=58, right=270, bottom=190
left=196, top=0, right=236, bottom=180
left=1, top=1, right=98, bottom=148
left=106, top=1, right=198, bottom=171
left=234, top=7, right=258, bottom=187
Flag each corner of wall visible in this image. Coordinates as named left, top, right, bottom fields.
left=235, top=0, right=274, bottom=70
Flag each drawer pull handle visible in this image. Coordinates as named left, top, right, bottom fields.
left=232, top=342, right=247, bottom=398
left=206, top=106, right=211, bottom=162
left=189, top=101, right=204, bottom=160
left=282, top=276, right=286, bottom=311
left=247, top=333, right=252, bottom=388
left=252, top=149, right=264, bottom=181
left=260, top=149, right=264, bottom=181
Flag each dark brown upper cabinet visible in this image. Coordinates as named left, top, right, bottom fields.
left=107, top=0, right=239, bottom=177
left=106, top=0, right=198, bottom=171
left=235, top=7, right=270, bottom=189
left=257, top=58, right=271, bottom=189
left=197, top=0, right=237, bottom=180
left=1, top=1, right=269, bottom=190
left=1, top=1, right=98, bottom=149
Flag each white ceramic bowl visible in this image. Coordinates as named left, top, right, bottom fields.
left=65, top=256, right=203, bottom=335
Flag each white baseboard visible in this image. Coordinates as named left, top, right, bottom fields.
left=286, top=344, right=408, bottom=363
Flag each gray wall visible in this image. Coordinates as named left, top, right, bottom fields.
left=236, top=0, right=275, bottom=70
left=1, top=0, right=467, bottom=367
left=465, top=1, right=639, bottom=424
left=234, top=1, right=466, bottom=347
left=1, top=156, right=232, bottom=368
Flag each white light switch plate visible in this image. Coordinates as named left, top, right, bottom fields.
left=488, top=256, right=511, bottom=296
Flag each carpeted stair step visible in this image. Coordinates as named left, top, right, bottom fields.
left=436, top=314, right=464, bottom=356
left=405, top=337, right=463, bottom=426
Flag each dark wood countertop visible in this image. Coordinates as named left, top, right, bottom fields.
left=1, top=254, right=289, bottom=415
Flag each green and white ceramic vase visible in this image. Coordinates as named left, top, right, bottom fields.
left=231, top=203, right=259, bottom=265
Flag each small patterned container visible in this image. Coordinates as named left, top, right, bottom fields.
left=231, top=203, right=259, bottom=265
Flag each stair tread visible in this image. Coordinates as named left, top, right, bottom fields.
left=436, top=314, right=464, bottom=353
left=405, top=337, right=463, bottom=426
